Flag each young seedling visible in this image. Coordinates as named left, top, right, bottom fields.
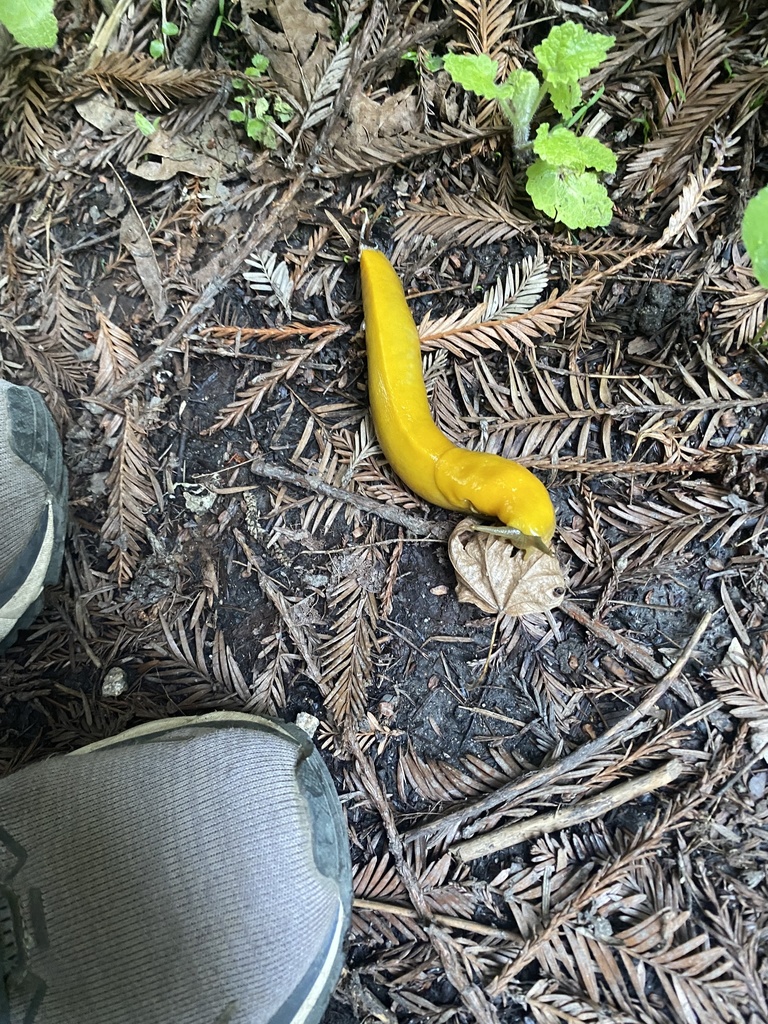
left=442, top=22, right=616, bottom=230
left=403, top=49, right=444, bottom=74
left=149, top=20, right=180, bottom=60
left=134, top=111, right=161, bottom=137
left=228, top=56, right=293, bottom=150
left=213, top=0, right=237, bottom=37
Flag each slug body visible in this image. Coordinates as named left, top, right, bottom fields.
left=361, top=249, right=556, bottom=549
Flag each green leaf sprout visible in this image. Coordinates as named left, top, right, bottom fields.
left=229, top=56, right=291, bottom=150
left=0, top=0, right=58, bottom=48
left=440, top=22, right=616, bottom=229
left=134, top=111, right=160, bottom=136
left=742, top=185, right=768, bottom=290
left=533, top=22, right=614, bottom=117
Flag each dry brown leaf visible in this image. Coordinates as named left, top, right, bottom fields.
left=241, top=0, right=333, bottom=105
left=119, top=205, right=167, bottom=322
left=125, top=124, right=231, bottom=182
left=340, top=87, right=422, bottom=154
left=449, top=519, right=565, bottom=616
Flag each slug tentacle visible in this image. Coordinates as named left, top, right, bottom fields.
left=360, top=248, right=556, bottom=550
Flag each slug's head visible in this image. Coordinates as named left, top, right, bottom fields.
left=434, top=448, right=556, bottom=553
left=494, top=474, right=556, bottom=551
left=471, top=521, right=554, bottom=554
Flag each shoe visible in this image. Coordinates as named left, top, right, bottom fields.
left=0, top=380, right=67, bottom=645
left=0, top=711, right=352, bottom=1024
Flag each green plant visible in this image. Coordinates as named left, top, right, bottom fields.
left=743, top=184, right=768, bottom=290
left=403, top=49, right=443, bottom=74
left=135, top=111, right=161, bottom=136
left=441, top=23, right=616, bottom=229
left=149, top=20, right=180, bottom=60
left=228, top=56, right=293, bottom=150
left=213, top=0, right=237, bottom=37
left=0, top=0, right=57, bottom=48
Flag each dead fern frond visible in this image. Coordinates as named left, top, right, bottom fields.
left=354, top=852, right=406, bottom=903
left=319, top=124, right=502, bottom=177
left=452, top=0, right=517, bottom=60
left=710, top=640, right=768, bottom=756
left=249, top=634, right=295, bottom=714
left=710, top=283, right=768, bottom=352
left=524, top=979, right=618, bottom=1024
left=74, top=53, right=222, bottom=111
left=7, top=322, right=85, bottom=398
left=93, top=312, right=140, bottom=394
left=16, top=256, right=93, bottom=394
left=145, top=615, right=249, bottom=700
left=660, top=161, right=725, bottom=247
left=198, top=322, right=346, bottom=346
left=409, top=248, right=549, bottom=360
left=483, top=248, right=550, bottom=318
left=318, top=556, right=382, bottom=728
left=600, top=488, right=760, bottom=567
left=243, top=251, right=294, bottom=314
left=102, top=401, right=158, bottom=586
left=401, top=740, right=532, bottom=807
left=209, top=328, right=344, bottom=431
left=419, top=273, right=599, bottom=355
left=290, top=0, right=366, bottom=151
left=620, top=62, right=768, bottom=200
left=394, top=188, right=535, bottom=249
left=4, top=70, right=65, bottom=161
left=142, top=615, right=215, bottom=686
left=210, top=629, right=251, bottom=702
left=0, top=163, right=41, bottom=207
left=37, top=256, right=92, bottom=354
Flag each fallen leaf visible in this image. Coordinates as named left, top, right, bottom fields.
left=341, top=87, right=422, bottom=152
left=75, top=93, right=134, bottom=133
left=449, top=519, right=566, bottom=617
left=241, top=0, right=333, bottom=104
left=126, top=124, right=232, bottom=182
left=119, top=205, right=167, bottom=323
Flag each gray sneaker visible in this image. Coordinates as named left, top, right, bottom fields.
left=0, top=711, right=352, bottom=1024
left=0, top=380, right=67, bottom=645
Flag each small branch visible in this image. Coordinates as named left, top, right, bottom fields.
left=214, top=459, right=450, bottom=540
left=171, top=0, right=220, bottom=67
left=452, top=758, right=685, bottom=863
left=561, top=598, right=666, bottom=679
left=353, top=898, right=522, bottom=941
left=403, top=610, right=713, bottom=845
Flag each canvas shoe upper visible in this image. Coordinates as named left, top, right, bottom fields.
left=0, top=712, right=352, bottom=1024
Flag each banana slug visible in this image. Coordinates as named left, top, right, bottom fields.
left=360, top=249, right=556, bottom=551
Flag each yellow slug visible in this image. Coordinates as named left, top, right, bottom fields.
left=360, top=248, right=556, bottom=551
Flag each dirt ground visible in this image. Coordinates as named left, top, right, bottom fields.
left=1, top=0, right=768, bottom=1021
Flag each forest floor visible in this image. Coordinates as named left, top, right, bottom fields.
left=1, top=0, right=768, bottom=1021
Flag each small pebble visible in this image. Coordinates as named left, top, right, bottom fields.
left=103, top=666, right=127, bottom=697
left=296, top=712, right=319, bottom=739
